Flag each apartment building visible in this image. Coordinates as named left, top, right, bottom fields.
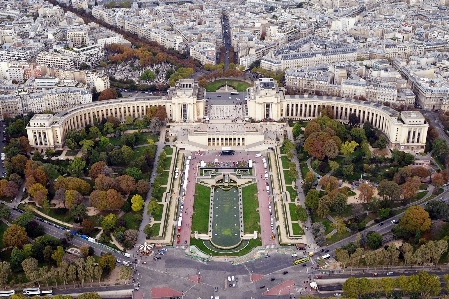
left=36, top=52, right=75, bottom=70
left=66, top=27, right=89, bottom=47
left=189, top=42, right=216, bottom=65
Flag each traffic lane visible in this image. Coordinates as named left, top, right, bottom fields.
left=205, top=92, right=247, bottom=102
left=323, top=190, right=449, bottom=254
left=10, top=210, right=129, bottom=260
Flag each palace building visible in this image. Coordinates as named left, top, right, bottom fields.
left=27, top=78, right=428, bottom=153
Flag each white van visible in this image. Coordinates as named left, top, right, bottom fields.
left=266, top=185, right=270, bottom=192
left=263, top=163, right=267, bottom=169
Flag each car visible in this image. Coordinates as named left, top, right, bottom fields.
left=270, top=277, right=275, bottom=281
left=372, top=273, right=378, bottom=276
left=292, top=253, right=297, bottom=257
left=387, top=272, right=394, bottom=276
left=391, top=220, right=398, bottom=224
left=302, top=264, right=307, bottom=267
left=334, top=293, right=342, bottom=297
left=316, top=275, right=323, bottom=279
left=325, top=249, right=329, bottom=253
left=379, top=222, right=384, bottom=226
left=259, top=285, right=265, bottom=289
left=214, top=287, right=218, bottom=292
left=283, top=271, right=288, bottom=275
left=142, top=261, right=147, bottom=264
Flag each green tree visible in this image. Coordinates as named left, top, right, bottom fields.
left=77, top=293, right=102, bottom=299
left=295, top=205, right=307, bottom=222
left=131, top=194, right=144, bottom=212
left=140, top=69, right=156, bottom=81
left=0, top=261, right=11, bottom=287
left=52, top=246, right=65, bottom=266
left=366, top=231, right=383, bottom=250
left=305, top=189, right=319, bottom=210
left=378, top=180, right=401, bottom=202
left=340, top=140, right=359, bottom=156
left=342, top=276, right=361, bottom=298
left=98, top=254, right=116, bottom=272
left=21, top=257, right=38, bottom=281
left=10, top=248, right=25, bottom=271
left=101, top=213, right=118, bottom=231
left=400, top=205, right=431, bottom=234
left=143, top=224, right=154, bottom=238
left=292, top=123, right=301, bottom=138
left=68, top=157, right=86, bottom=177
left=147, top=199, right=160, bottom=215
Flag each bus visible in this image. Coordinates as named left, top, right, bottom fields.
left=40, top=290, right=53, bottom=295
left=230, top=92, right=239, bottom=95
left=293, top=256, right=310, bottom=265
left=0, top=290, right=15, bottom=297
left=23, top=288, right=40, bottom=296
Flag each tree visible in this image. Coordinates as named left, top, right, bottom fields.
left=304, top=121, right=321, bottom=139
left=3, top=224, right=28, bottom=248
left=89, top=161, right=107, bottom=180
left=401, top=176, right=421, bottom=201
left=358, top=183, right=374, bottom=203
left=305, top=189, right=320, bottom=211
left=116, top=175, right=136, bottom=195
left=21, top=257, right=38, bottom=281
left=400, top=206, right=431, bottom=234
left=69, top=203, right=87, bottom=222
left=131, top=194, right=144, bottom=212
left=295, top=205, right=307, bottom=222
left=68, top=157, right=86, bottom=177
left=417, top=271, right=441, bottom=299
left=25, top=220, right=44, bottom=238
left=143, top=224, right=154, bottom=238
left=331, top=192, right=348, bottom=214
left=378, top=180, right=401, bottom=202
left=98, top=88, right=118, bottom=101
left=101, top=213, right=118, bottom=231
left=81, top=219, right=95, bottom=234
left=340, top=141, right=359, bottom=156
left=425, top=200, right=449, bottom=220
left=77, top=293, right=102, bottom=299
left=4, top=181, right=19, bottom=198
left=126, top=167, right=143, bottom=181
left=432, top=172, right=446, bottom=188
left=107, top=189, right=125, bottom=210
left=52, top=246, right=65, bottom=266
left=119, top=266, right=133, bottom=280
left=366, top=231, right=382, bottom=250
left=0, top=204, right=10, bottom=219
left=123, top=229, right=138, bottom=248
left=121, top=145, right=134, bottom=164
left=98, top=254, right=116, bottom=272
left=9, top=154, right=28, bottom=175
left=348, top=112, right=360, bottom=127
left=136, top=179, right=150, bottom=194
left=303, top=171, right=316, bottom=194
left=0, top=261, right=10, bottom=287
left=147, top=199, right=160, bottom=216
left=140, top=69, right=156, bottom=81
left=64, top=189, right=83, bottom=209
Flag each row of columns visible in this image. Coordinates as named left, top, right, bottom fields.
left=208, top=137, right=246, bottom=147
left=32, top=130, right=48, bottom=146
left=406, top=128, right=423, bottom=144
left=283, top=102, right=390, bottom=134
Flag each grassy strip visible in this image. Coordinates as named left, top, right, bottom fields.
left=152, top=223, right=161, bottom=236
left=164, top=146, right=173, bottom=155
left=281, top=156, right=290, bottom=169
left=190, top=238, right=262, bottom=256
left=286, top=186, right=297, bottom=202
left=191, top=184, right=211, bottom=234
left=152, top=204, right=164, bottom=221
left=284, top=170, right=293, bottom=185
left=242, top=184, right=260, bottom=234
left=300, top=162, right=309, bottom=179
left=289, top=203, right=299, bottom=222
left=292, top=223, right=304, bottom=235
left=205, top=80, right=251, bottom=92
left=159, top=171, right=170, bottom=186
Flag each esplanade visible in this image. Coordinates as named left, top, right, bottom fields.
left=27, top=78, right=428, bottom=153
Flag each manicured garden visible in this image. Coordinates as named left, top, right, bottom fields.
left=205, top=79, right=251, bottom=92
left=191, top=184, right=211, bottom=233
left=242, top=184, right=260, bottom=234
left=286, top=186, right=297, bottom=202
left=190, top=238, right=262, bottom=256
left=292, top=223, right=304, bottom=235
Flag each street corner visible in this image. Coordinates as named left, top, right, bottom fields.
left=250, top=273, right=264, bottom=282
left=151, top=286, right=183, bottom=299
left=263, top=280, right=295, bottom=296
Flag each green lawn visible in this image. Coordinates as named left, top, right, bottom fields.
left=289, top=203, right=299, bottom=221
left=205, top=80, right=251, bottom=92
left=36, top=207, right=71, bottom=224
left=66, top=150, right=79, bottom=156
left=159, top=171, right=170, bottom=186
left=328, top=231, right=352, bottom=244
left=191, top=184, right=211, bottom=234
left=284, top=170, right=293, bottom=185
left=152, top=204, right=164, bottom=221
left=164, top=146, right=173, bottom=155
left=242, top=184, right=260, bottom=234
left=0, top=222, right=8, bottom=248
left=122, top=212, right=143, bottom=230
left=132, top=145, right=151, bottom=160
left=300, top=162, right=309, bottom=179
left=281, top=156, right=291, bottom=169
left=292, top=223, right=304, bottom=235
left=162, top=156, right=172, bottom=170
left=152, top=223, right=161, bottom=236
left=286, top=186, right=297, bottom=202
left=190, top=238, right=262, bottom=256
